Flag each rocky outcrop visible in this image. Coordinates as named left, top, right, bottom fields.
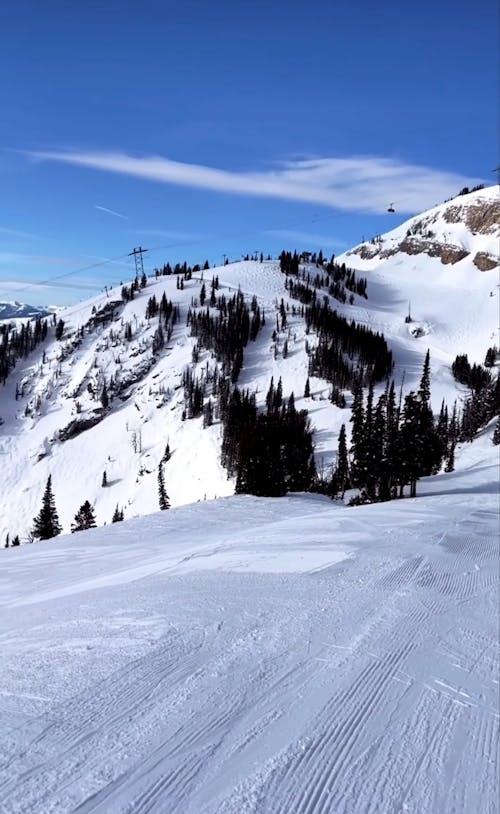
left=473, top=252, right=499, bottom=271
left=444, top=200, right=500, bottom=235
left=58, top=411, right=104, bottom=442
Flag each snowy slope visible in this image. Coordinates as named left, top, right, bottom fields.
left=0, top=429, right=498, bottom=813
left=338, top=186, right=500, bottom=372
left=0, top=187, right=498, bottom=541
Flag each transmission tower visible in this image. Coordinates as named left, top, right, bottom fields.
left=129, top=246, right=148, bottom=278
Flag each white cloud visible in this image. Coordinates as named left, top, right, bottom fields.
left=27, top=149, right=484, bottom=214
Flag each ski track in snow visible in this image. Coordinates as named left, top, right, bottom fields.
left=0, top=486, right=498, bottom=814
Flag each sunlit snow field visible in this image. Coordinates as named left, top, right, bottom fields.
left=0, top=427, right=498, bottom=814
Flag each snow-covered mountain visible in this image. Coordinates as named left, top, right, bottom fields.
left=0, top=300, right=52, bottom=322
left=0, top=186, right=498, bottom=542
left=0, top=186, right=499, bottom=814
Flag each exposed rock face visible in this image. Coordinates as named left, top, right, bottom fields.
left=378, top=238, right=469, bottom=264
left=58, top=412, right=104, bottom=442
left=473, top=252, right=499, bottom=271
left=444, top=200, right=500, bottom=235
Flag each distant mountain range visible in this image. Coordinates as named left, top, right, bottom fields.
left=0, top=301, right=52, bottom=321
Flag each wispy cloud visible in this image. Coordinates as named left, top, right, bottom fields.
left=27, top=149, right=483, bottom=214
left=94, top=204, right=128, bottom=219
left=0, top=226, right=41, bottom=240
left=264, top=229, right=347, bottom=249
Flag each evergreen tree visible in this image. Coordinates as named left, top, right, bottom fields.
left=304, top=377, right=310, bottom=398
left=203, top=398, right=214, bottom=428
left=368, top=392, right=386, bottom=500
left=158, top=464, right=170, bottom=510
left=349, top=382, right=365, bottom=487
left=444, top=443, right=455, bottom=472
left=32, top=475, right=62, bottom=540
left=399, top=393, right=422, bottom=497
left=12, top=535, right=20, bottom=547
left=112, top=505, right=124, bottom=523
left=335, top=423, right=349, bottom=494
left=102, top=470, right=108, bottom=487
left=383, top=380, right=400, bottom=500
left=199, top=283, right=206, bottom=306
left=55, top=319, right=65, bottom=340
left=275, top=377, right=283, bottom=411
left=100, top=383, right=109, bottom=409
left=418, top=349, right=431, bottom=402
left=71, top=501, right=97, bottom=533
left=265, top=377, right=275, bottom=414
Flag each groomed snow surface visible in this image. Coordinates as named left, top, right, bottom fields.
left=0, top=428, right=498, bottom=814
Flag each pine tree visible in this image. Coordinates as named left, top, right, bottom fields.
left=32, top=475, right=62, bottom=540
left=203, top=398, right=214, bottom=428
left=158, top=464, right=170, bottom=510
left=12, top=535, right=20, bottom=547
left=444, top=444, right=455, bottom=472
left=304, top=377, right=310, bottom=398
left=55, top=319, right=65, bottom=340
left=418, top=349, right=431, bottom=403
left=71, top=501, right=97, bottom=533
left=112, top=505, right=124, bottom=523
left=265, top=377, right=274, bottom=414
left=382, top=380, right=399, bottom=500
left=101, top=383, right=109, bottom=409
left=335, top=424, right=349, bottom=495
left=363, top=380, right=376, bottom=498
left=399, top=393, right=422, bottom=497
left=349, top=381, right=365, bottom=487
left=102, top=470, right=108, bottom=487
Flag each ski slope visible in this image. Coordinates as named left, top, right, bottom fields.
left=0, top=428, right=498, bottom=813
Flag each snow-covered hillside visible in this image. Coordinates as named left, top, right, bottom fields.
left=0, top=428, right=498, bottom=813
left=0, top=186, right=498, bottom=541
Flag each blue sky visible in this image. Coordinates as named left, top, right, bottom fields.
left=0, top=0, right=498, bottom=305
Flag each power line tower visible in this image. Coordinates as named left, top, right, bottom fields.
left=129, top=246, right=148, bottom=279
